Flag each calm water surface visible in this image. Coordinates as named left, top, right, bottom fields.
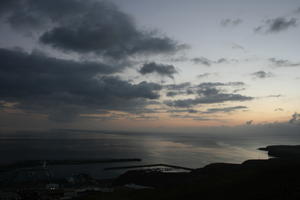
left=1, top=130, right=299, bottom=179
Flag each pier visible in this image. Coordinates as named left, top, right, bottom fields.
left=104, top=164, right=194, bottom=171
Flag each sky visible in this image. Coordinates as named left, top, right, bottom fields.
left=0, top=0, right=300, bottom=133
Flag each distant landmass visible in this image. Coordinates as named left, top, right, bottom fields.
left=259, top=145, right=300, bottom=158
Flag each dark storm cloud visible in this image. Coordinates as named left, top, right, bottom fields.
left=0, top=0, right=184, bottom=58
left=0, top=48, right=162, bottom=122
left=202, top=106, right=248, bottom=114
left=251, top=71, right=274, bottom=79
left=40, top=25, right=183, bottom=59
left=0, top=0, right=88, bottom=29
left=255, top=17, right=297, bottom=33
left=220, top=18, right=243, bottom=27
left=37, top=0, right=184, bottom=58
left=0, top=0, right=18, bottom=14
left=269, top=58, right=300, bottom=67
left=139, top=62, right=177, bottom=78
left=0, top=47, right=120, bottom=83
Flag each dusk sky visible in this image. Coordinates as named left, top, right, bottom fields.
left=0, top=0, right=300, bottom=133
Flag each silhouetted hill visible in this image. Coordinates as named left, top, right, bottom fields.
left=82, top=145, right=300, bottom=200
left=259, top=145, right=300, bottom=158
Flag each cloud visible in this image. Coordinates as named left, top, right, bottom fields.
left=233, top=88, right=246, bottom=93
left=220, top=18, right=243, bottom=27
left=167, top=90, right=194, bottom=97
left=202, top=106, right=248, bottom=114
left=164, top=82, right=191, bottom=90
left=198, top=82, right=245, bottom=88
left=167, top=56, right=236, bottom=66
left=192, top=57, right=212, bottom=66
left=251, top=71, right=274, bottom=79
left=216, top=58, right=229, bottom=64
left=165, top=90, right=194, bottom=97
left=167, top=56, right=189, bottom=62
left=232, top=43, right=245, bottom=51
left=164, top=81, right=251, bottom=107
left=0, top=0, right=185, bottom=58
left=131, top=115, right=159, bottom=121
left=246, top=120, right=253, bottom=125
left=255, top=17, right=297, bottom=33
left=289, top=112, right=300, bottom=124
left=191, top=57, right=230, bottom=66
left=165, top=88, right=253, bottom=108
left=275, top=108, right=284, bottom=112
left=0, top=0, right=19, bottom=14
left=169, top=114, right=213, bottom=121
left=269, top=58, right=300, bottom=67
left=139, top=62, right=177, bottom=78
left=0, top=48, right=162, bottom=122
left=197, top=73, right=218, bottom=79
left=267, top=94, right=282, bottom=98
left=166, top=91, right=179, bottom=97
left=164, top=82, right=194, bottom=97
left=197, top=87, right=220, bottom=96
left=166, top=90, right=189, bottom=97
left=0, top=0, right=91, bottom=29
left=168, top=109, right=198, bottom=114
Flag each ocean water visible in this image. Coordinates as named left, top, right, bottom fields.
left=1, top=129, right=300, bottom=179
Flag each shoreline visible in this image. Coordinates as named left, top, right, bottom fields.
left=2, top=145, right=300, bottom=199
left=0, top=158, right=142, bottom=173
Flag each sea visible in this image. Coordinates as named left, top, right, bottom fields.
left=1, top=129, right=300, bottom=179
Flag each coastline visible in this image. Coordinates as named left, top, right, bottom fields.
left=2, top=145, right=300, bottom=200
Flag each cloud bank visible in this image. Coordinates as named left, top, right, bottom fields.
left=139, top=62, right=177, bottom=78
left=0, top=0, right=185, bottom=59
left=0, top=48, right=162, bottom=122
left=255, top=17, right=297, bottom=33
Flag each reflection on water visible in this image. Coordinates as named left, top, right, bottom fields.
left=1, top=130, right=300, bottom=179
